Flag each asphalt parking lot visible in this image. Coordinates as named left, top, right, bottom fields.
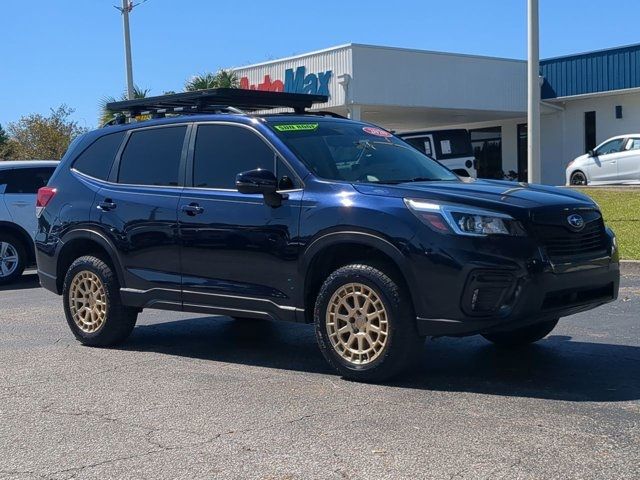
left=1, top=272, right=638, bottom=480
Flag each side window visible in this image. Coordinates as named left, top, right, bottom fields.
left=626, top=138, right=640, bottom=151
left=193, top=124, right=275, bottom=189
left=404, top=137, right=433, bottom=157
left=73, top=131, right=125, bottom=180
left=423, top=138, right=433, bottom=156
left=118, top=126, right=186, bottom=186
left=4, top=167, right=56, bottom=194
left=595, top=138, right=624, bottom=156
left=404, top=137, right=425, bottom=153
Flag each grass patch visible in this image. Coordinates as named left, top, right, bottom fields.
left=575, top=188, right=640, bottom=260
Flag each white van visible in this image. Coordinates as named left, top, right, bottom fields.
left=398, top=129, right=477, bottom=178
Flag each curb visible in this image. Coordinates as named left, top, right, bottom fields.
left=621, top=260, right=640, bottom=275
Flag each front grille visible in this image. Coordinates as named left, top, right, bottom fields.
left=532, top=216, right=608, bottom=260
left=542, top=282, right=614, bottom=310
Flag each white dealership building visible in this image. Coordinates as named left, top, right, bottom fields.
left=233, top=43, right=640, bottom=185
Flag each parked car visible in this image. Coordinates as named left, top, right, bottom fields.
left=566, top=134, right=640, bottom=185
left=0, top=160, right=58, bottom=284
left=36, top=90, right=619, bottom=382
left=398, top=129, right=477, bottom=178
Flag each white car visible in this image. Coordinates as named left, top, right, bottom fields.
left=566, top=134, right=640, bottom=185
left=0, top=160, right=58, bottom=284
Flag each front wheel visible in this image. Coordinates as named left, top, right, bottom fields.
left=570, top=171, right=588, bottom=186
left=63, top=255, right=138, bottom=347
left=314, top=264, right=422, bottom=382
left=482, top=318, right=559, bottom=347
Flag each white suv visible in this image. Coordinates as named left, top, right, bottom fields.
left=566, top=134, right=640, bottom=185
left=0, top=161, right=58, bottom=284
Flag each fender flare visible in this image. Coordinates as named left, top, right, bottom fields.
left=299, top=229, right=419, bottom=307
left=58, top=227, right=127, bottom=289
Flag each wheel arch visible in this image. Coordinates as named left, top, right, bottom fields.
left=300, top=230, right=417, bottom=324
left=0, top=221, right=35, bottom=264
left=569, top=169, right=589, bottom=185
left=56, top=229, right=126, bottom=294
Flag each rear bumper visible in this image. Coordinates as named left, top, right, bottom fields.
left=416, top=258, right=619, bottom=336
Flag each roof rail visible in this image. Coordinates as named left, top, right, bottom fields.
left=105, top=88, right=329, bottom=122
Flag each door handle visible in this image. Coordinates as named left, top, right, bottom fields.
left=11, top=201, right=30, bottom=207
left=181, top=203, right=204, bottom=216
left=97, top=200, right=117, bottom=211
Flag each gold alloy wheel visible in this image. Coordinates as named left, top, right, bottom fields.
left=69, top=271, right=108, bottom=333
left=325, top=283, right=389, bottom=365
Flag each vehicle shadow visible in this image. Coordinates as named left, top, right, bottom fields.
left=0, top=272, right=41, bottom=291
left=123, top=316, right=640, bottom=402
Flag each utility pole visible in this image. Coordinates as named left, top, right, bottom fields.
left=527, top=0, right=541, bottom=183
left=116, top=0, right=136, bottom=100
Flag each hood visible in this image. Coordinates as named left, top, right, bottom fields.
left=352, top=179, right=597, bottom=217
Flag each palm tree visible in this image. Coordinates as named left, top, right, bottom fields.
left=99, top=85, right=150, bottom=126
left=184, top=69, right=239, bottom=91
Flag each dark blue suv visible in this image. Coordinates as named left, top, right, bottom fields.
left=35, top=90, right=620, bottom=381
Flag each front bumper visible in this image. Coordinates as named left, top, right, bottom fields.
left=416, top=258, right=619, bottom=336
left=410, top=228, right=620, bottom=337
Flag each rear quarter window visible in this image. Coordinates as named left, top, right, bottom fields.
left=73, top=131, right=126, bottom=180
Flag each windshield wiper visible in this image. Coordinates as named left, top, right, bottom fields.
left=380, top=177, right=440, bottom=184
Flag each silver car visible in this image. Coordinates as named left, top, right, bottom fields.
left=566, top=134, right=640, bottom=185
left=0, top=160, right=58, bottom=284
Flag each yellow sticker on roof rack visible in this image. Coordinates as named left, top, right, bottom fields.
left=274, top=123, right=319, bottom=132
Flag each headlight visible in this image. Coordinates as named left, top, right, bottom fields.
left=404, top=199, right=526, bottom=237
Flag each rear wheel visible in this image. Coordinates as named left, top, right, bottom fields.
left=570, top=171, right=587, bottom=186
left=314, top=264, right=422, bottom=382
left=0, top=234, right=26, bottom=285
left=63, top=255, right=138, bottom=347
left=482, top=318, right=559, bottom=347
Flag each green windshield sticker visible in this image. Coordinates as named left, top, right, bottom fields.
left=274, top=123, right=319, bottom=132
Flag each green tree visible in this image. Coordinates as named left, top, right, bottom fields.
left=0, top=124, right=8, bottom=146
left=184, top=69, right=239, bottom=91
left=3, top=105, right=87, bottom=161
left=99, top=85, right=150, bottom=126
left=0, top=123, right=10, bottom=160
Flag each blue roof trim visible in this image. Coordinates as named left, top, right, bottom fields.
left=540, top=44, right=640, bottom=99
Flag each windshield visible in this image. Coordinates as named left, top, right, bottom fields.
left=269, top=120, right=459, bottom=184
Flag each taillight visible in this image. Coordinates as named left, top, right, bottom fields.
left=36, top=187, right=57, bottom=218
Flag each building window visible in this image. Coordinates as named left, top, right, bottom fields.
left=584, top=111, right=596, bottom=153
left=517, top=124, right=527, bottom=182
left=470, top=127, right=502, bottom=179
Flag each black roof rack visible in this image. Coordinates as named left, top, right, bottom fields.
left=105, top=88, right=329, bottom=121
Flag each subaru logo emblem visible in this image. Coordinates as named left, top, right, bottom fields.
left=567, top=214, right=585, bottom=230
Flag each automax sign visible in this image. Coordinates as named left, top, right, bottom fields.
left=239, top=66, right=332, bottom=96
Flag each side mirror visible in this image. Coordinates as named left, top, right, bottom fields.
left=587, top=149, right=596, bottom=157
left=236, top=169, right=283, bottom=207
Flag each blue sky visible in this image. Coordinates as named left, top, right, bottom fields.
left=2, top=0, right=640, bottom=129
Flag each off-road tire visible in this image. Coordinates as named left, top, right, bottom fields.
left=482, top=318, right=559, bottom=347
left=314, top=264, right=422, bottom=382
left=63, top=255, right=138, bottom=347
